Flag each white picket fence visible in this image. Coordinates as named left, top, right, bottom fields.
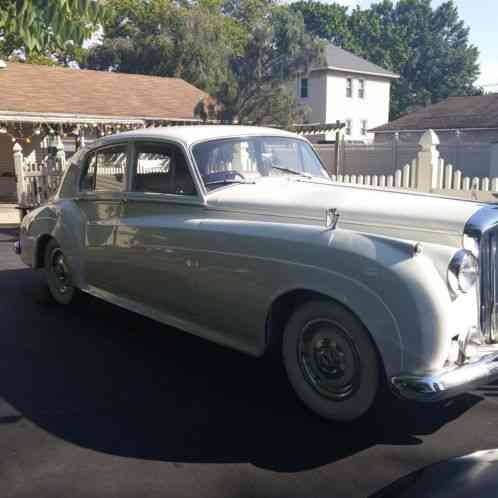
left=329, top=129, right=498, bottom=203
left=13, top=140, right=66, bottom=208
left=11, top=128, right=498, bottom=208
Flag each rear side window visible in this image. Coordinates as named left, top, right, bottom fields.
left=81, top=145, right=128, bottom=192
left=132, top=142, right=196, bottom=196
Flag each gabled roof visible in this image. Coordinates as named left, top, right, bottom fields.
left=372, top=95, right=498, bottom=133
left=313, top=44, right=399, bottom=79
left=0, top=62, right=211, bottom=121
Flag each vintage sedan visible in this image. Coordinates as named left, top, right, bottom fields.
left=16, top=125, right=498, bottom=421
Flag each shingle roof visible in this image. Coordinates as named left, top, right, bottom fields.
left=372, top=95, right=498, bottom=132
left=0, top=62, right=211, bottom=120
left=316, top=44, right=399, bottom=79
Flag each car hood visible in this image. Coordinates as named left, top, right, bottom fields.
left=206, top=177, right=484, bottom=246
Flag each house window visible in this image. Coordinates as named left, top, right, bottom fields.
left=361, top=120, right=368, bottom=136
left=346, top=78, right=353, bottom=98
left=345, top=119, right=352, bottom=136
left=300, top=78, right=309, bottom=98
left=358, top=79, right=365, bottom=99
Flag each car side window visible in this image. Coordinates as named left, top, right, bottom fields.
left=132, top=142, right=196, bottom=196
left=81, top=145, right=128, bottom=192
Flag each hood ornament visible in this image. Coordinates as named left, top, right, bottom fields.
left=325, top=208, right=340, bottom=230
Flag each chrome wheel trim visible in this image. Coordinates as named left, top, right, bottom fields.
left=297, top=318, right=362, bottom=401
left=48, top=248, right=73, bottom=296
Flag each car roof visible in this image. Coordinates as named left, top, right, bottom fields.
left=98, top=125, right=302, bottom=148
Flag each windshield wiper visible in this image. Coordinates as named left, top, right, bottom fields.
left=204, top=179, right=255, bottom=186
left=270, top=165, right=312, bottom=178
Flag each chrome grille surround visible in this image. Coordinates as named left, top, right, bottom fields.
left=465, top=205, right=498, bottom=344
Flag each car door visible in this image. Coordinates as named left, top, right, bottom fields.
left=114, top=140, right=205, bottom=321
left=75, top=142, right=129, bottom=293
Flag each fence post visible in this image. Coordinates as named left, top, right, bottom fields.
left=416, top=129, right=440, bottom=193
left=13, top=142, right=25, bottom=206
left=490, top=143, right=498, bottom=178
left=56, top=135, right=66, bottom=172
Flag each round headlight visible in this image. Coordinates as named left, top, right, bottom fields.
left=448, top=249, right=479, bottom=294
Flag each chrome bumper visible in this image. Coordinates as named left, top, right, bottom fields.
left=13, top=240, right=21, bottom=255
left=391, top=351, right=498, bottom=402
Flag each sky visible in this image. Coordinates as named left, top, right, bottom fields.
left=333, top=0, right=497, bottom=88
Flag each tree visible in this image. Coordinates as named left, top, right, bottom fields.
left=85, top=0, right=240, bottom=97
left=291, top=0, right=481, bottom=119
left=214, top=1, right=324, bottom=125
left=289, top=1, right=353, bottom=48
left=0, top=0, right=103, bottom=58
left=85, top=0, right=324, bottom=126
left=349, top=0, right=480, bottom=118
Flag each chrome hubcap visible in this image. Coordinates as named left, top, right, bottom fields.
left=298, top=319, right=361, bottom=400
left=50, top=249, right=72, bottom=295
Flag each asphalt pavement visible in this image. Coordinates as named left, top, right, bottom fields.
left=1, top=228, right=498, bottom=498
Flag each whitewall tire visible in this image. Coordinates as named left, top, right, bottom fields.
left=283, top=300, right=380, bottom=422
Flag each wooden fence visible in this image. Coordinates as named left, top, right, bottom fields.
left=328, top=129, right=498, bottom=203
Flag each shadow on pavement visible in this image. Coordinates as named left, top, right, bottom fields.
left=0, top=267, right=483, bottom=472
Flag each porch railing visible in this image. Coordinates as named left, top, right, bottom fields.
left=13, top=139, right=66, bottom=208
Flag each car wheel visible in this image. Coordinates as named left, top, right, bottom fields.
left=282, top=300, right=380, bottom=422
left=44, top=239, right=76, bottom=305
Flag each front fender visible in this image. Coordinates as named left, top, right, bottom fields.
left=316, top=230, right=458, bottom=377
left=264, top=228, right=459, bottom=378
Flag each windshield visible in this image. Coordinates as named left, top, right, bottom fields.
left=192, top=136, right=329, bottom=191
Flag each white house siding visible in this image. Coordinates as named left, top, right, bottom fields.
left=325, top=71, right=391, bottom=142
left=296, top=70, right=392, bottom=143
left=296, top=71, right=328, bottom=124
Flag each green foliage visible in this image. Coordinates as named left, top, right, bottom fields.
left=291, top=0, right=481, bottom=119
left=84, top=0, right=324, bottom=125
left=289, top=1, right=352, bottom=47
left=0, top=0, right=103, bottom=56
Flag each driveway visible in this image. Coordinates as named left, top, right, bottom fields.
left=1, top=228, right=498, bottom=498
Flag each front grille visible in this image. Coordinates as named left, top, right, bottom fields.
left=480, top=230, right=498, bottom=343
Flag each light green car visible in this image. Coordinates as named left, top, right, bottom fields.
left=16, top=125, right=498, bottom=421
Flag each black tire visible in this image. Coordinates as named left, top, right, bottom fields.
left=282, top=300, right=380, bottom=422
left=43, top=238, right=77, bottom=305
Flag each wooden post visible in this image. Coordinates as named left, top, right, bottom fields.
left=13, top=142, right=25, bottom=207
left=392, top=132, right=399, bottom=170
left=334, top=129, right=341, bottom=175
left=416, top=129, right=440, bottom=193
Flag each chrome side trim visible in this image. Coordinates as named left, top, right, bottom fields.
left=391, top=352, right=498, bottom=402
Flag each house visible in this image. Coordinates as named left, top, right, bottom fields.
left=296, top=44, right=399, bottom=143
left=0, top=61, right=212, bottom=209
left=371, top=94, right=498, bottom=145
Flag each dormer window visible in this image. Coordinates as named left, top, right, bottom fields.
left=346, top=78, right=353, bottom=98
left=300, top=78, right=309, bottom=98
left=358, top=79, right=365, bottom=99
